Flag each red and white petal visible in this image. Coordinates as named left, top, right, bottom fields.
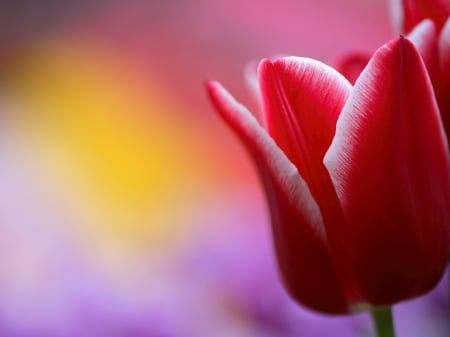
left=258, top=57, right=351, bottom=210
left=207, top=81, right=348, bottom=313
left=407, top=19, right=439, bottom=83
left=324, top=37, right=450, bottom=306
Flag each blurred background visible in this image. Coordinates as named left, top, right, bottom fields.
left=0, top=0, right=448, bottom=336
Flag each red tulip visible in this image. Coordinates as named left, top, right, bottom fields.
left=206, top=37, right=450, bottom=314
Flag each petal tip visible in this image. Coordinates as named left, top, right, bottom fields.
left=205, top=80, right=221, bottom=92
left=257, top=58, right=275, bottom=78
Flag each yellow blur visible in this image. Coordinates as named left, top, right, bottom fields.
left=2, top=38, right=203, bottom=254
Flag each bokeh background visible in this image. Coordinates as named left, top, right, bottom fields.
left=0, top=0, right=448, bottom=336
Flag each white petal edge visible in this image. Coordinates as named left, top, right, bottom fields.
left=244, top=60, right=266, bottom=127
left=408, top=19, right=437, bottom=53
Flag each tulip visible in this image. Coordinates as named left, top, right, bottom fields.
left=206, top=36, right=450, bottom=317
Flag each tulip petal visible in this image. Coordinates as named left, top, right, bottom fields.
left=407, top=19, right=439, bottom=84
left=207, top=81, right=348, bottom=313
left=324, top=37, right=450, bottom=305
left=258, top=57, right=352, bottom=213
left=391, top=0, right=450, bottom=33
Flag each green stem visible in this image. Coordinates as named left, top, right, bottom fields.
left=370, top=306, right=396, bottom=337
